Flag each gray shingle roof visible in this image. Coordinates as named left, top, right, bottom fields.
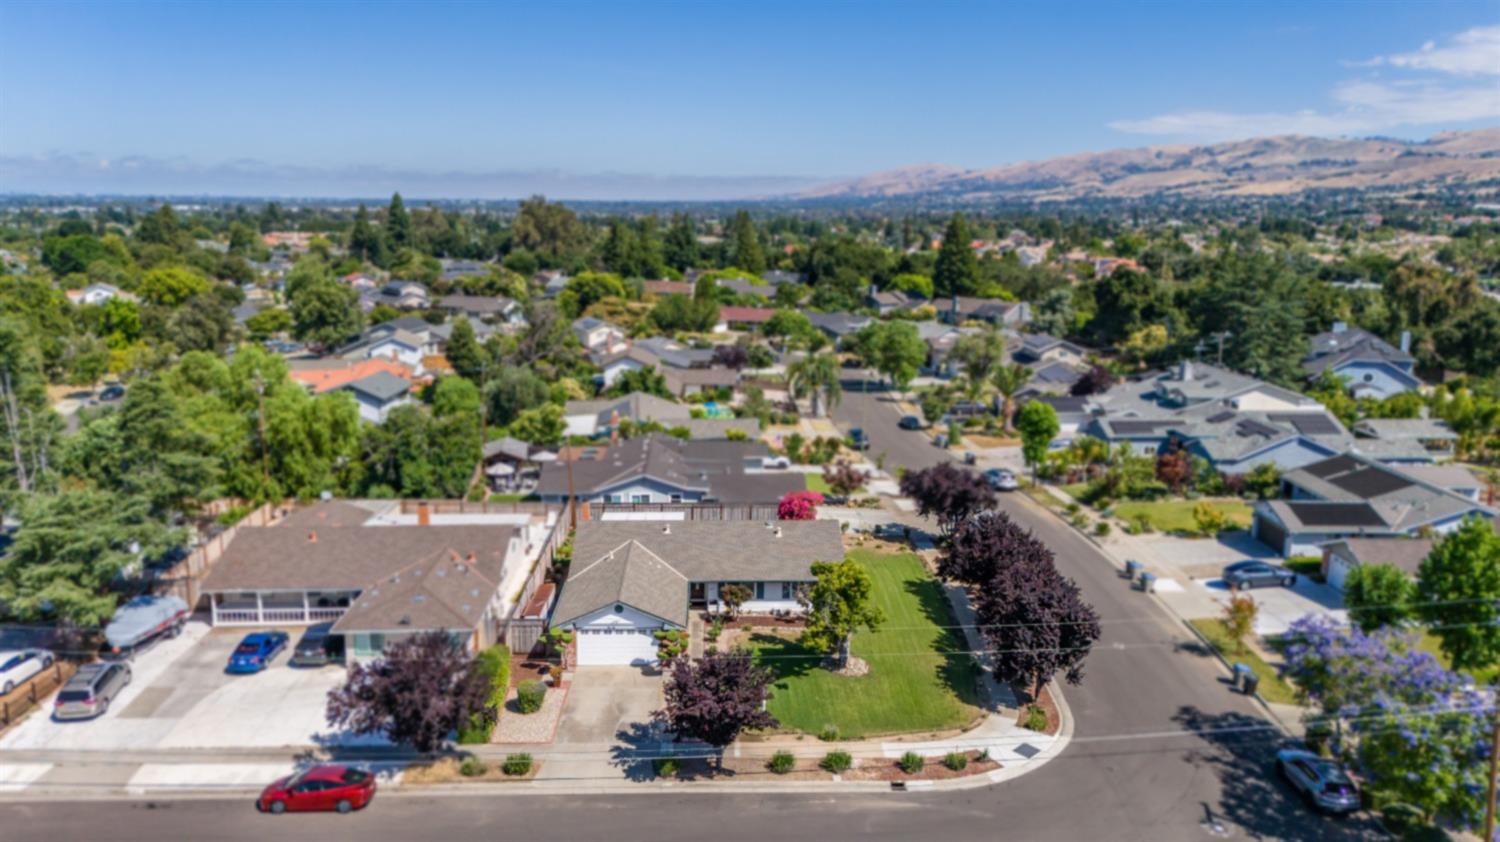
left=553, top=520, right=844, bottom=627
left=1303, top=327, right=1414, bottom=376
left=536, top=434, right=796, bottom=501
left=343, top=370, right=413, bottom=402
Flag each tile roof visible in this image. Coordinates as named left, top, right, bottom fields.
left=718, top=307, right=776, bottom=324
left=287, top=358, right=416, bottom=394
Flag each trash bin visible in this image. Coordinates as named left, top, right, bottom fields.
left=1124, top=560, right=1142, bottom=580
left=1138, top=571, right=1156, bottom=593
left=1241, top=671, right=1260, bottom=697
left=1231, top=663, right=1253, bottom=691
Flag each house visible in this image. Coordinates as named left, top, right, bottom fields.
left=551, top=519, right=845, bottom=665
left=563, top=392, right=759, bottom=439
left=866, top=285, right=927, bottom=315
left=942, top=296, right=1030, bottom=327
left=367, top=281, right=430, bottom=311
left=198, top=500, right=553, bottom=661
left=918, top=322, right=980, bottom=378
left=287, top=357, right=420, bottom=395
left=1320, top=537, right=1435, bottom=591
left=714, top=307, right=777, bottom=332
left=1251, top=453, right=1496, bottom=556
left=660, top=366, right=741, bottom=398
left=338, top=328, right=427, bottom=371
left=1352, top=418, right=1457, bottom=461
left=1303, top=323, right=1420, bottom=399
left=761, top=270, right=806, bottom=286
left=716, top=277, right=771, bottom=300
left=536, top=433, right=799, bottom=505
left=536, top=270, right=571, bottom=298
left=1092, top=257, right=1139, bottom=278
left=1011, top=334, right=1088, bottom=368
left=341, top=370, right=417, bottom=423
left=806, top=312, right=874, bottom=346
left=482, top=436, right=557, bottom=492
left=573, top=317, right=629, bottom=355
left=438, top=259, right=492, bottom=283
left=439, top=294, right=525, bottom=327
left=65, top=283, right=133, bottom=306
left=643, top=280, right=695, bottom=298
left=594, top=336, right=722, bottom=389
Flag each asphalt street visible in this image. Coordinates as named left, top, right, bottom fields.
left=0, top=381, right=1386, bottom=842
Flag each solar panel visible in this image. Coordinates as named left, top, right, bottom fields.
left=1269, top=413, right=1343, bottom=436
left=1287, top=502, right=1386, bottom=527
left=1206, top=410, right=1237, bottom=423
left=1327, top=467, right=1414, bottom=499
left=1302, top=454, right=1363, bottom=478
left=1235, top=419, right=1283, bottom=438
left=1110, top=420, right=1175, bottom=435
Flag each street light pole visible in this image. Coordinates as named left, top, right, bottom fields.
left=1485, top=683, right=1499, bottom=842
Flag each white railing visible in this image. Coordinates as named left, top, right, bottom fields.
left=212, top=606, right=349, bottom=626
left=262, top=608, right=310, bottom=623
left=308, top=607, right=347, bottom=621
left=215, top=608, right=260, bottom=624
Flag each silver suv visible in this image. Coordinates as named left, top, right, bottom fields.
left=53, top=662, right=132, bottom=721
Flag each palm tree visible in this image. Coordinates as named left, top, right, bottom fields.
left=789, top=352, right=843, bottom=417
left=991, top=363, right=1032, bottom=433
left=950, top=329, right=1004, bottom=406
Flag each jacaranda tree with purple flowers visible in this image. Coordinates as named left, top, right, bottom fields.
left=1282, top=615, right=1493, bottom=832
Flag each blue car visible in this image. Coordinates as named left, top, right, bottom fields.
left=226, top=632, right=289, bottom=674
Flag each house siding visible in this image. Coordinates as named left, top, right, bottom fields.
left=1333, top=360, right=1419, bottom=399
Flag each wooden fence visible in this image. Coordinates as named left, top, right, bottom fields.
left=153, top=500, right=281, bottom=608
left=0, top=662, right=76, bottom=730
left=399, top=499, right=564, bottom=517
left=501, top=499, right=573, bottom=655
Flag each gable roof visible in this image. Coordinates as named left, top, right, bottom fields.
left=1304, top=326, right=1414, bottom=376
left=719, top=306, right=776, bottom=324
left=536, top=433, right=795, bottom=501
left=1322, top=537, right=1435, bottom=576
left=342, top=370, right=413, bottom=403
left=1273, top=452, right=1495, bottom=532
left=332, top=549, right=502, bottom=635
left=553, top=520, right=845, bottom=627
left=288, top=358, right=417, bottom=394
left=565, top=392, right=691, bottom=427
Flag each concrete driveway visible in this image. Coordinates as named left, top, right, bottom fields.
left=555, top=666, right=662, bottom=744
left=1195, top=577, right=1348, bottom=636
left=0, top=624, right=367, bottom=752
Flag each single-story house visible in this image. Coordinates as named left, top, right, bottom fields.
left=573, top=316, right=629, bottom=355
left=1011, top=334, right=1088, bottom=368
left=67, top=283, right=135, bottom=307
left=288, top=357, right=420, bottom=395
left=1302, top=323, right=1420, bottom=399
left=551, top=519, right=845, bottom=665
left=537, top=433, right=798, bottom=505
left=536, top=270, right=572, bottom=297
left=1320, top=537, right=1435, bottom=592
left=198, top=501, right=539, bottom=660
left=715, top=307, right=777, bottom=332
left=806, top=312, right=873, bottom=345
left=367, top=281, right=430, bottom=311
left=1251, top=453, right=1496, bottom=556
left=643, top=280, right=694, bottom=298
left=1352, top=418, right=1457, bottom=461
left=439, top=294, right=525, bottom=327
left=942, top=296, right=1030, bottom=327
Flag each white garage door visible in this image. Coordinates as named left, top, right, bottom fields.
left=576, top=627, right=660, bottom=666
left=1327, top=557, right=1353, bottom=592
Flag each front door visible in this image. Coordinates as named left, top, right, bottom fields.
left=689, top=582, right=706, bottom=606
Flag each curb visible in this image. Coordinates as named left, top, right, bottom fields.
left=1009, top=485, right=1296, bottom=736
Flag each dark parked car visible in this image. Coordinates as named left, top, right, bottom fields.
left=898, top=415, right=924, bottom=430
left=1221, top=560, right=1297, bottom=591
left=54, top=661, right=132, bottom=721
left=290, top=623, right=344, bottom=667
left=97, top=384, right=126, bottom=402
left=258, top=764, right=376, bottom=815
left=847, top=428, right=871, bottom=451
left=873, top=523, right=910, bottom=543
left=227, top=631, right=290, bottom=674
left=1276, top=749, right=1360, bottom=814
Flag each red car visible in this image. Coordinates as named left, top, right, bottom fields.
left=258, top=765, right=376, bottom=814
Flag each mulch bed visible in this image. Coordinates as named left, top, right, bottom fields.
left=403, top=756, right=542, bottom=785
left=1013, top=684, right=1062, bottom=736
left=710, top=748, right=999, bottom=782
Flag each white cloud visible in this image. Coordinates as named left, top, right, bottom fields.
left=1110, top=24, right=1500, bottom=140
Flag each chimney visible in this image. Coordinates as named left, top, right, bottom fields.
left=466, top=552, right=477, bottom=564
left=1178, top=359, right=1193, bottom=381
left=307, top=530, right=317, bottom=543
left=416, top=502, right=431, bottom=527
left=1332, top=321, right=1348, bottom=334
left=1399, top=330, right=1411, bottom=354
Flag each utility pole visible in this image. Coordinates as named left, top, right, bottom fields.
left=1486, top=681, right=1499, bottom=842
left=1209, top=331, right=1232, bottom=367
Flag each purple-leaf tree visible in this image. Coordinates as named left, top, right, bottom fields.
left=1069, top=364, right=1115, bottom=397
left=325, top=631, right=494, bottom=752
left=711, top=343, right=751, bottom=370
left=898, top=462, right=995, bottom=538
left=777, top=490, right=823, bottom=520
left=940, top=510, right=1054, bottom=587
left=654, top=654, right=779, bottom=767
left=978, top=557, right=1100, bottom=700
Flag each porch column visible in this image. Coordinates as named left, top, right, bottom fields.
left=302, top=591, right=310, bottom=622
left=255, top=591, right=264, bottom=623
left=210, top=594, right=218, bottom=625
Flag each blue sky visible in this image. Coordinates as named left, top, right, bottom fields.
left=1, top=1, right=1497, bottom=199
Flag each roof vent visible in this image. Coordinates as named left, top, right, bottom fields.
left=398, top=614, right=411, bottom=625
left=471, top=589, right=481, bottom=597
left=308, top=530, right=317, bottom=543
left=662, top=524, right=671, bottom=535
left=413, top=595, right=426, bottom=603
left=773, top=526, right=783, bottom=538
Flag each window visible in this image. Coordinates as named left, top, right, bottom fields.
left=605, top=494, right=623, bottom=503
left=780, top=582, right=793, bottom=599
left=669, top=494, right=683, bottom=503
left=755, top=583, right=765, bottom=599
left=1363, top=373, right=1374, bottom=382
left=631, top=494, right=650, bottom=503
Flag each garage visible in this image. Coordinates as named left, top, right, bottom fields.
left=1326, top=555, right=1354, bottom=591
left=1252, top=511, right=1287, bottom=556
left=576, top=626, right=660, bottom=666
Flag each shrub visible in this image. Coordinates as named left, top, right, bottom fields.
left=817, top=724, right=841, bottom=742
left=501, top=753, right=533, bottom=776
left=1023, top=705, right=1048, bottom=732
left=1192, top=501, right=1230, bottom=536
left=654, top=758, right=680, bottom=777
left=942, top=752, right=968, bottom=772
left=474, top=644, right=512, bottom=710
left=459, top=757, right=487, bottom=777
left=456, top=712, right=492, bottom=744
left=820, top=750, right=852, bottom=773
left=767, top=751, right=796, bottom=774
left=516, top=680, right=546, bottom=714
left=898, top=751, right=925, bottom=774
left=1094, top=521, right=1111, bottom=537
left=1065, top=502, right=1081, bottom=515
left=976, top=749, right=990, bottom=763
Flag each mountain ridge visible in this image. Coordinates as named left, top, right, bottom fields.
left=799, top=129, right=1500, bottom=201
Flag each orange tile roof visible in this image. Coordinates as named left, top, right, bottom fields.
left=289, top=358, right=417, bottom=394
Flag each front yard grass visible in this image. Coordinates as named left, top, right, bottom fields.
left=1416, top=629, right=1499, bottom=685
left=1111, top=499, right=1252, bottom=534
left=804, top=473, right=832, bottom=495
left=751, top=549, right=982, bottom=739
left=1187, top=618, right=1299, bottom=705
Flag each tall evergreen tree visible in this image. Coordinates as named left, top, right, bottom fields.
left=728, top=210, right=766, bottom=274
left=348, top=204, right=386, bottom=265
left=663, top=213, right=699, bottom=271
left=600, top=217, right=641, bottom=276
left=445, top=317, right=486, bottom=384
left=386, top=193, right=411, bottom=251
left=933, top=213, right=980, bottom=298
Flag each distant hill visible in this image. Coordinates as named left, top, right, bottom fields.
left=799, top=129, right=1500, bottom=202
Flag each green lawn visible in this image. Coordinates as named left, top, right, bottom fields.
left=1060, top=482, right=1091, bottom=501
left=1112, top=499, right=1252, bottom=534
left=1188, top=618, right=1299, bottom=705
left=751, top=549, right=982, bottom=739
left=1415, top=629, right=1499, bottom=685
left=803, top=473, right=832, bottom=495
